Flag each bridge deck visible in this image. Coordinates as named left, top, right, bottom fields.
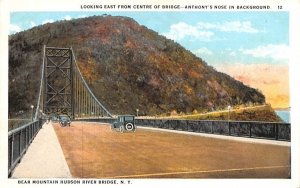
left=53, top=122, right=290, bottom=178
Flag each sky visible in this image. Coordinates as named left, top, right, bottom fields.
left=10, top=11, right=290, bottom=108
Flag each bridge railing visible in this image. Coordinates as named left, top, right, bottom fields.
left=8, top=119, right=44, bottom=177
left=75, top=117, right=116, bottom=124
left=78, top=118, right=290, bottom=141
left=134, top=119, right=290, bottom=141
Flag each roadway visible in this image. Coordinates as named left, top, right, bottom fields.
left=138, top=104, right=271, bottom=120
left=53, top=121, right=290, bottom=178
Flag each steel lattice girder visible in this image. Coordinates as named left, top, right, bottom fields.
left=44, top=47, right=74, bottom=118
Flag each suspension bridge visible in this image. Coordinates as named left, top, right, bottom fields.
left=37, top=46, right=112, bottom=120
left=8, top=46, right=291, bottom=179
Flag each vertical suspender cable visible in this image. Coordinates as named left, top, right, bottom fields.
left=70, top=47, right=112, bottom=118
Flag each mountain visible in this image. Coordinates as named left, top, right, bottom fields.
left=9, top=15, right=266, bottom=116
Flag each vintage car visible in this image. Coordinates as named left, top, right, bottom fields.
left=111, top=115, right=136, bottom=133
left=58, top=114, right=71, bottom=127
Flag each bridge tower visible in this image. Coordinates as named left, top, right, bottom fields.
left=43, top=47, right=74, bottom=118
left=38, top=46, right=112, bottom=120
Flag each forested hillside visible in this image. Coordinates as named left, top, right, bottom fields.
left=9, top=15, right=266, bottom=116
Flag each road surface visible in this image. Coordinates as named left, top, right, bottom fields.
left=53, top=121, right=290, bottom=178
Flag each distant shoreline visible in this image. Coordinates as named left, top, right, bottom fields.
left=274, top=108, right=290, bottom=111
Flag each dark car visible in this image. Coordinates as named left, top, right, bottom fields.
left=58, top=115, right=71, bottom=127
left=111, top=115, right=136, bottom=133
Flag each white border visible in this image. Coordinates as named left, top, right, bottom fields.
left=1, top=0, right=299, bottom=188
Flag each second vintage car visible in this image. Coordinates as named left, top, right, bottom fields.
left=58, top=114, right=71, bottom=127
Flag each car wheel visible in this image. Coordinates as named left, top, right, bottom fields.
left=111, top=124, right=115, bottom=131
left=125, top=123, right=134, bottom=131
left=119, top=125, right=124, bottom=133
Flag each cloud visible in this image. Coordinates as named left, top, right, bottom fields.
left=42, top=19, right=54, bottom=24
left=229, top=51, right=236, bottom=56
left=77, top=15, right=87, bottom=18
left=241, top=44, right=289, bottom=61
left=197, top=21, right=259, bottom=33
left=163, top=22, right=214, bottom=41
left=9, top=24, right=21, bottom=34
left=194, top=47, right=213, bottom=56
left=63, top=15, right=72, bottom=20
left=30, top=21, right=36, bottom=27
left=163, top=20, right=259, bottom=41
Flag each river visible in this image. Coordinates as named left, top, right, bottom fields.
left=275, top=110, right=290, bottom=123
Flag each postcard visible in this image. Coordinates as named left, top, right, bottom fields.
left=1, top=0, right=299, bottom=187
